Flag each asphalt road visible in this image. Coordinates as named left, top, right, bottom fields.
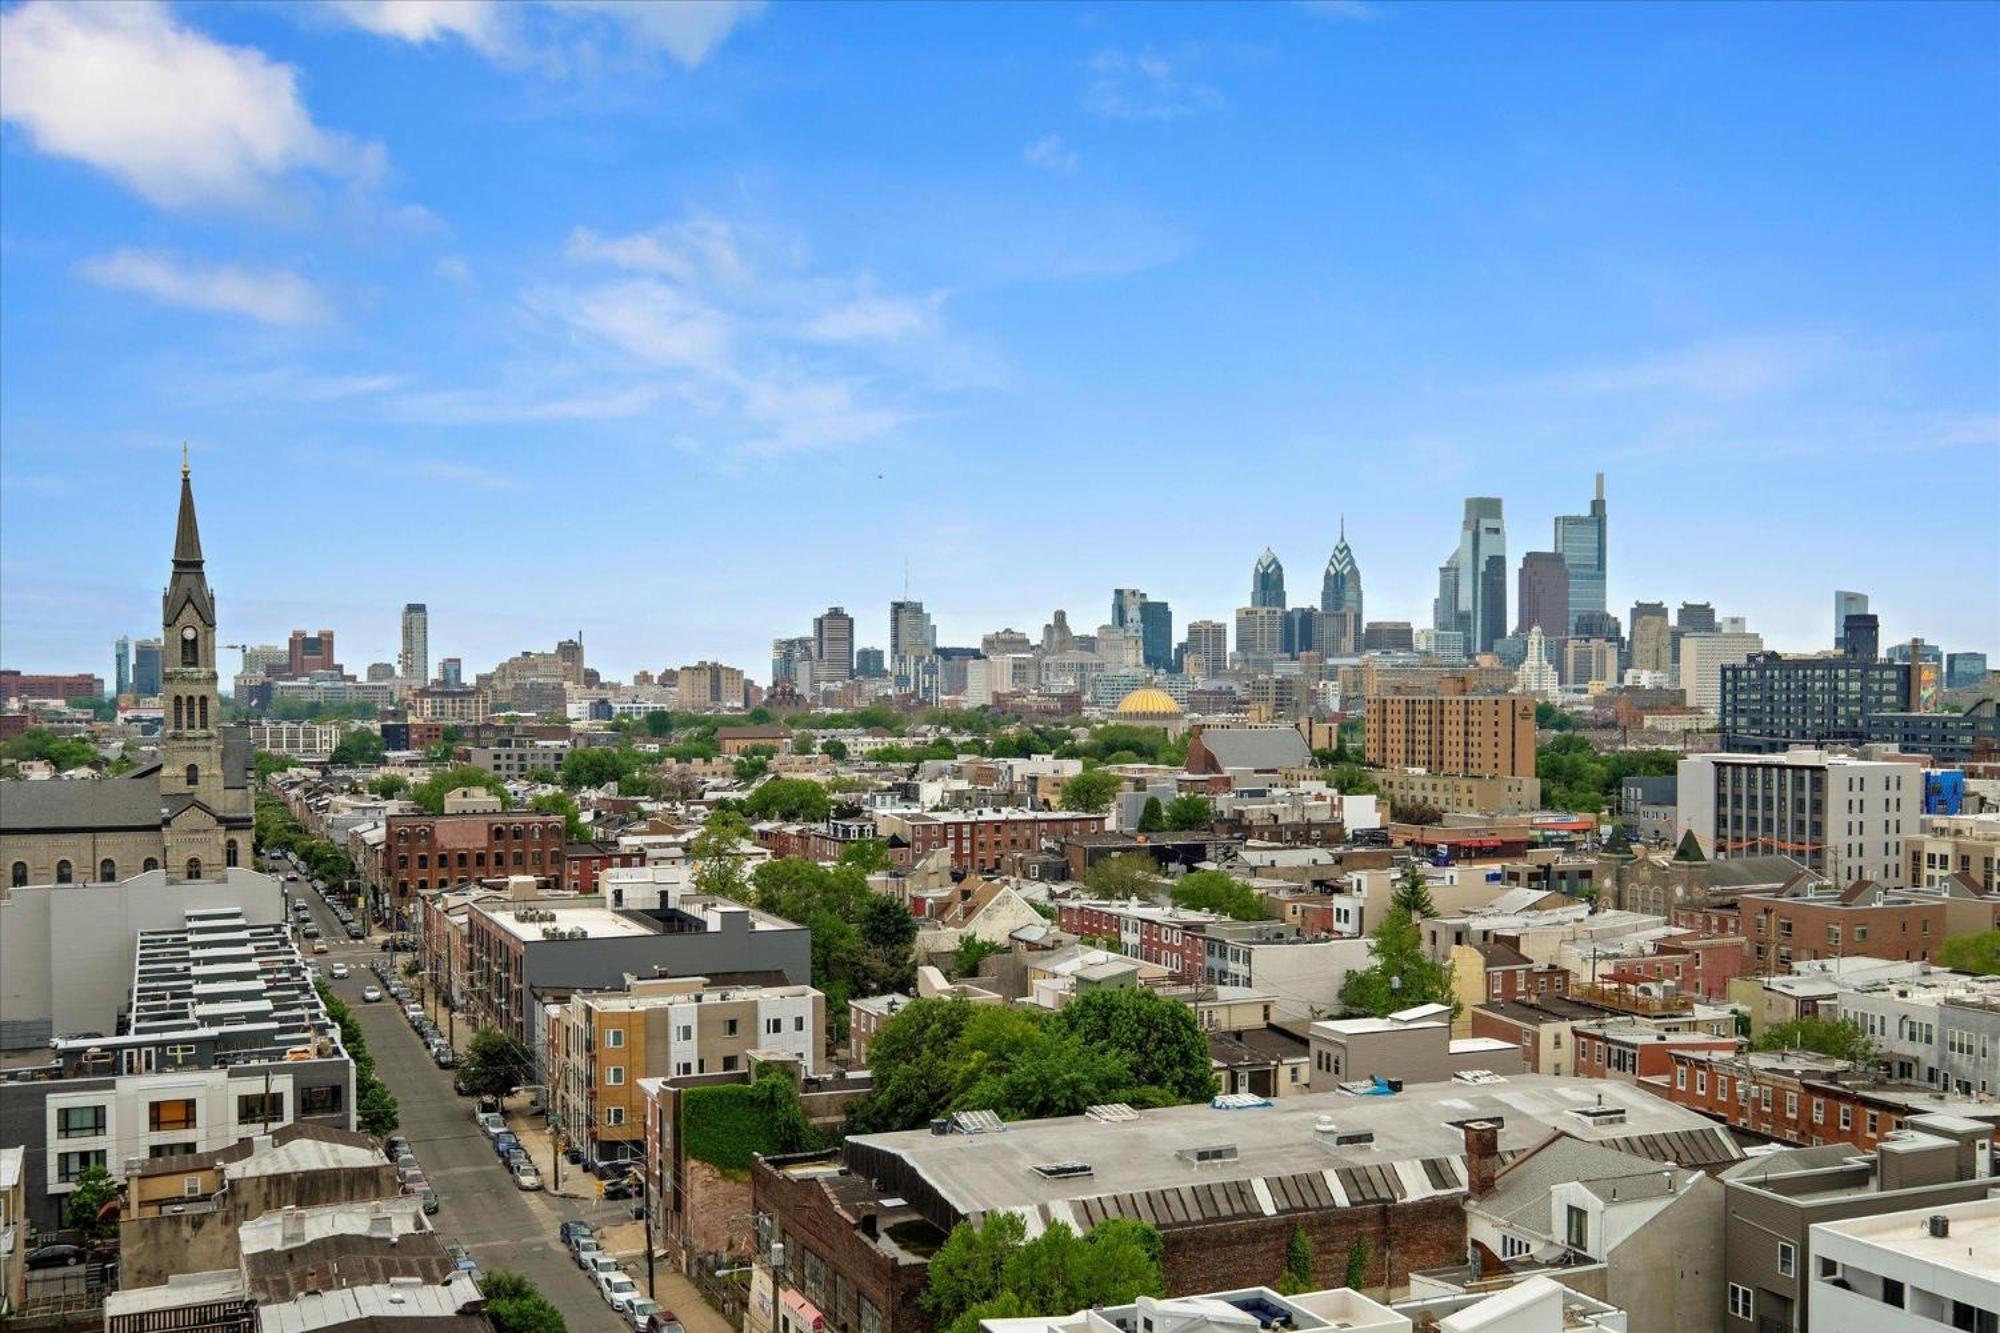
left=284, top=868, right=636, bottom=1332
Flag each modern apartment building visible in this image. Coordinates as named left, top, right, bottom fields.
left=1829, top=968, right=2000, bottom=1094
left=545, top=974, right=824, bottom=1163
left=399, top=602, right=428, bottom=683
left=1365, top=693, right=1536, bottom=778
left=1677, top=750, right=1916, bottom=884
left=1185, top=620, right=1230, bottom=677
left=1864, top=699, right=2000, bottom=764
left=1808, top=1197, right=2000, bottom=1333
left=1907, top=813, right=2000, bottom=893
left=1720, top=651, right=1915, bottom=753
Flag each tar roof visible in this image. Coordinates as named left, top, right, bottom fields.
left=844, top=1075, right=1739, bottom=1227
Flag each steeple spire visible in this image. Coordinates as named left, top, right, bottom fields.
left=174, top=452, right=204, bottom=568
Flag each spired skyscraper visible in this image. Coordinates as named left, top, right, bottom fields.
left=1251, top=548, right=1286, bottom=609
left=1319, top=520, right=1363, bottom=657
left=1553, top=473, right=1608, bottom=636
left=1435, top=498, right=1508, bottom=656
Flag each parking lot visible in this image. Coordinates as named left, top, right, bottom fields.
left=280, top=859, right=725, bottom=1333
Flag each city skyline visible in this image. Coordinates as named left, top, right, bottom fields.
left=2, top=2, right=1995, bottom=677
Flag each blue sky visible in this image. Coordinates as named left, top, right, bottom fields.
left=3, top=0, right=1995, bottom=683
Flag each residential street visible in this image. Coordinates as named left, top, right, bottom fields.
left=285, top=872, right=709, bottom=1333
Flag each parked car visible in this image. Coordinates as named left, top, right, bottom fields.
left=434, top=1048, right=457, bottom=1069
left=641, top=1312, right=687, bottom=1333
left=443, top=1241, right=480, bottom=1281
left=384, top=1136, right=410, bottom=1162
left=572, top=1239, right=604, bottom=1269
left=600, top=1275, right=639, bottom=1308
left=477, top=1094, right=502, bottom=1115
left=624, top=1299, right=664, bottom=1332
left=558, top=1221, right=594, bottom=1247
left=403, top=1005, right=424, bottom=1024
left=513, top=1164, right=542, bottom=1191
left=414, top=1187, right=439, bottom=1215
left=602, top=1176, right=642, bottom=1202
left=329, top=963, right=349, bottom=979
left=361, top=986, right=383, bottom=1003
left=476, top=1112, right=504, bottom=1136
left=492, top=1132, right=520, bottom=1158
left=345, top=923, right=364, bottom=939
left=584, top=1255, right=620, bottom=1284
left=25, top=1244, right=85, bottom=1269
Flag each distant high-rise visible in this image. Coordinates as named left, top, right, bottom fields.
left=1439, top=498, right=1506, bottom=654
left=399, top=603, right=429, bottom=683
left=1251, top=548, right=1286, bottom=609
left=287, top=629, right=340, bottom=677
left=1516, top=552, right=1570, bottom=637
left=1945, top=652, right=1989, bottom=689
left=855, top=647, right=886, bottom=679
left=772, top=636, right=815, bottom=689
left=1553, top=473, right=1607, bottom=635
left=1320, top=519, right=1363, bottom=621
left=1112, top=589, right=1173, bottom=670
left=1112, top=588, right=1146, bottom=630
left=133, top=638, right=164, bottom=697
left=890, top=600, right=935, bottom=660
left=1629, top=602, right=1672, bottom=677
left=1186, top=620, right=1229, bottom=677
left=438, top=657, right=463, bottom=688
left=813, top=606, right=855, bottom=681
left=1677, top=602, right=1717, bottom=634
left=1041, top=611, right=1073, bottom=656
left=1834, top=591, right=1869, bottom=651
left=114, top=636, right=132, bottom=697
left=1234, top=606, right=1284, bottom=668
left=556, top=636, right=584, bottom=685
left=1843, top=614, right=1881, bottom=663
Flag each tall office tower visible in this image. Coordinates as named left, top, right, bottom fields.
left=1516, top=552, right=1571, bottom=636
left=555, top=636, right=585, bottom=685
left=114, top=636, right=132, bottom=697
left=1834, top=591, right=1870, bottom=651
left=1553, top=472, right=1608, bottom=634
left=889, top=600, right=935, bottom=660
left=438, top=657, right=463, bottom=688
left=1677, top=602, right=1717, bottom=634
left=1041, top=610, right=1073, bottom=655
left=1186, top=620, right=1229, bottom=678
left=1280, top=607, right=1321, bottom=658
left=399, top=603, right=429, bottom=683
left=1251, top=548, right=1286, bottom=609
left=771, top=637, right=814, bottom=689
left=813, top=606, right=855, bottom=680
left=1843, top=614, right=1881, bottom=663
left=1442, top=498, right=1507, bottom=654
left=1320, top=519, right=1363, bottom=622
left=855, top=647, right=886, bottom=679
left=1137, top=600, right=1173, bottom=671
left=133, top=638, right=164, bottom=697
left=1234, top=606, right=1284, bottom=667
left=1361, top=621, right=1415, bottom=653
left=287, top=629, right=340, bottom=677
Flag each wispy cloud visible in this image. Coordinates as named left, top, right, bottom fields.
left=0, top=1, right=383, bottom=212
left=433, top=254, right=474, bottom=284
left=76, top=249, right=329, bottom=326
left=565, top=218, right=747, bottom=283
left=1541, top=333, right=1854, bottom=401
left=321, top=0, right=764, bottom=72
left=800, top=293, right=943, bottom=344
left=412, top=458, right=521, bottom=489
left=1023, top=134, right=1080, bottom=176
left=384, top=382, right=663, bottom=425
left=1085, top=48, right=1222, bottom=122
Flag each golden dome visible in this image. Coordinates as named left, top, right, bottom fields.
left=1114, top=686, right=1183, bottom=717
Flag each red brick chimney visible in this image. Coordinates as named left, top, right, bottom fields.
left=1463, top=1120, right=1500, bottom=1200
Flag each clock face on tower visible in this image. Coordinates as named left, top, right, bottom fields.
left=181, top=624, right=199, bottom=667
left=182, top=627, right=197, bottom=641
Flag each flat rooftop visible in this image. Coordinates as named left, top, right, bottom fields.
left=846, top=1074, right=1741, bottom=1225
left=484, top=904, right=654, bottom=941
left=1816, top=1197, right=2000, bottom=1272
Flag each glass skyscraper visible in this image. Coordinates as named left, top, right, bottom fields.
left=1553, top=472, right=1607, bottom=636
left=1251, top=548, right=1286, bottom=609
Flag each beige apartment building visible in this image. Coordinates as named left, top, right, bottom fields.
left=1364, top=693, right=1536, bottom=778
left=545, top=975, right=824, bottom=1163
left=1907, top=813, right=2000, bottom=893
left=1368, top=767, right=1543, bottom=815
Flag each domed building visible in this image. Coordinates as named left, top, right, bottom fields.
left=1112, top=685, right=1188, bottom=737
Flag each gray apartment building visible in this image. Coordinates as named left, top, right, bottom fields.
left=466, top=738, right=573, bottom=779
left=1720, top=1114, right=1993, bottom=1333
left=0, top=905, right=355, bottom=1228
left=1720, top=652, right=1914, bottom=754
left=1863, top=699, right=2000, bottom=764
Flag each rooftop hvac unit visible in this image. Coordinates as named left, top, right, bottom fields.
left=1927, top=1214, right=1951, bottom=1238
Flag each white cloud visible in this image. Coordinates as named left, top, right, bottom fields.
left=739, top=377, right=911, bottom=457
left=1023, top=134, right=1080, bottom=176
left=557, top=279, right=736, bottom=371
left=387, top=382, right=663, bottom=424
left=1085, top=48, right=1221, bottom=122
left=0, top=1, right=382, bottom=211
left=323, top=0, right=763, bottom=70
left=412, top=459, right=521, bottom=489
left=1543, top=333, right=1851, bottom=401
left=565, top=219, right=746, bottom=283
left=77, top=249, right=328, bottom=326
left=433, top=255, right=474, bottom=284
left=800, top=293, right=943, bottom=344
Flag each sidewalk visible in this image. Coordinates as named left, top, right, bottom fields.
left=501, top=1099, right=596, bottom=1199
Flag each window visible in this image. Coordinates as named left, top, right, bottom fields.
left=674, top=1061, right=693, bottom=1077
left=723, top=1018, right=740, bottom=1037
left=301, top=1085, right=344, bottom=1117
left=186, top=764, right=200, bottom=787
left=144, top=858, right=159, bottom=872
left=1786, top=1091, right=1799, bottom=1118
left=186, top=858, right=202, bottom=880
left=1840, top=1105, right=1852, bottom=1130
left=1565, top=1205, right=1588, bottom=1250
left=1728, top=1284, right=1754, bottom=1320
left=1676, top=1066, right=1687, bottom=1090
left=99, top=859, right=116, bottom=882
left=1777, top=1241, right=1795, bottom=1277
left=1866, top=1111, right=1879, bottom=1135
left=605, top=1028, right=625, bottom=1048
left=238, top=1091, right=285, bottom=1125
left=676, top=1024, right=692, bottom=1043
left=1812, top=1098, right=1824, bottom=1125
left=1697, top=1071, right=1708, bottom=1095
left=605, top=1066, right=625, bottom=1086
left=149, top=1099, right=198, bottom=1132
left=226, top=841, right=238, bottom=868
left=147, top=1142, right=198, bottom=1159
left=1501, top=1234, right=1531, bottom=1259
left=56, top=859, right=73, bottom=884
left=57, top=1105, right=107, bottom=1139
left=1880, top=1278, right=1904, bottom=1309
left=9, top=861, right=25, bottom=887
left=605, top=1107, right=626, bottom=1126
left=57, top=1149, right=107, bottom=1184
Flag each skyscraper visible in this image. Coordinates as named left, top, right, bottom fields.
left=1516, top=552, right=1571, bottom=636
left=114, top=636, right=132, bottom=697
left=1251, top=548, right=1286, bottom=609
left=1553, top=473, right=1607, bottom=635
left=1440, top=498, right=1507, bottom=655
left=855, top=647, right=886, bottom=679
left=813, top=606, right=855, bottom=681
left=1111, top=588, right=1146, bottom=630
left=1235, top=606, right=1284, bottom=668
left=772, top=636, right=815, bottom=689
left=133, top=638, right=164, bottom=697
left=1834, top=591, right=1869, bottom=651
left=1319, top=518, right=1362, bottom=656
left=1112, top=590, right=1172, bottom=670
left=1186, top=620, right=1229, bottom=678
left=889, top=600, right=935, bottom=660
left=399, top=602, right=429, bottom=683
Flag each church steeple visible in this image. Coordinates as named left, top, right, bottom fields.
left=174, top=443, right=204, bottom=568
left=160, top=453, right=229, bottom=881
left=164, top=451, right=214, bottom=629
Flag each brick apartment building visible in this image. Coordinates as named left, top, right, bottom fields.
left=1737, top=874, right=1967, bottom=975
left=1056, top=898, right=1218, bottom=981
left=1364, top=693, right=1536, bottom=778
left=874, top=808, right=1105, bottom=873
left=368, top=810, right=571, bottom=918
left=1664, top=1048, right=2000, bottom=1151
left=563, top=841, right=645, bottom=895
left=0, top=670, right=105, bottom=701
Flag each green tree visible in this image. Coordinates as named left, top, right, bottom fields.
left=1050, top=986, right=1218, bottom=1104
left=860, top=893, right=918, bottom=956
left=1389, top=862, right=1438, bottom=918
left=460, top=1027, right=535, bottom=1098
left=837, top=838, right=891, bottom=873
left=926, top=1215, right=1165, bottom=1333
left=742, top=777, right=833, bottom=823
left=1169, top=869, right=1269, bottom=921
left=1390, top=799, right=1445, bottom=826
left=529, top=792, right=587, bottom=842
left=820, top=737, right=849, bottom=760
left=1136, top=796, right=1166, bottom=833
left=1345, top=1236, right=1371, bottom=1290
left=1162, top=794, right=1214, bottom=831
left=1084, top=852, right=1162, bottom=901
left=358, top=1079, right=400, bottom=1136
left=253, top=751, right=301, bottom=781
left=1339, top=908, right=1456, bottom=1018
left=689, top=812, right=752, bottom=898
left=1753, top=1016, right=1877, bottom=1064
left=367, top=773, right=410, bottom=799
left=410, top=764, right=509, bottom=814
left=953, top=934, right=1006, bottom=979
left=64, top=1164, right=120, bottom=1238
left=1059, top=769, right=1121, bottom=814
left=923, top=1211, right=1027, bottom=1325
left=328, top=728, right=387, bottom=767
left=1939, top=930, right=2000, bottom=976
left=1326, top=763, right=1380, bottom=797
left=1, top=728, right=100, bottom=771
left=561, top=746, right=639, bottom=791
left=849, top=998, right=980, bottom=1133
left=481, top=1272, right=568, bottom=1333
left=733, top=748, right=775, bottom=783
left=1535, top=701, right=1578, bottom=732
left=1277, top=1225, right=1315, bottom=1295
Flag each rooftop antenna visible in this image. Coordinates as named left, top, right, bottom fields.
left=181, top=441, right=190, bottom=479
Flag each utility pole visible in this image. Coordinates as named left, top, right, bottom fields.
left=643, top=1183, right=656, bottom=1299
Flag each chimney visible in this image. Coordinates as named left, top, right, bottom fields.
left=1463, top=1120, right=1501, bottom=1200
